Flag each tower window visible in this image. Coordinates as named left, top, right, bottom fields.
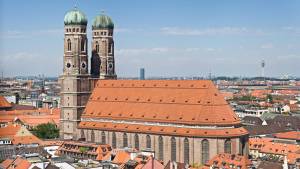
left=96, top=41, right=99, bottom=53
left=81, top=39, right=85, bottom=51
left=67, top=39, right=71, bottom=51
left=104, top=32, right=107, bottom=35
left=73, top=28, right=75, bottom=32
left=76, top=28, right=79, bottom=32
left=108, top=43, right=113, bottom=54
left=101, top=32, right=103, bottom=35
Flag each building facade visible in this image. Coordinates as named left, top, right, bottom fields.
left=78, top=80, right=249, bottom=165
left=60, top=8, right=249, bottom=165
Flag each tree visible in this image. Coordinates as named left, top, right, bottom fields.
left=266, top=94, right=273, bottom=103
left=32, top=123, right=59, bottom=139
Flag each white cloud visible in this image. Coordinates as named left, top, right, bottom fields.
left=115, top=47, right=171, bottom=56
left=160, top=27, right=265, bottom=36
left=0, top=29, right=62, bottom=39
left=260, top=43, right=274, bottom=49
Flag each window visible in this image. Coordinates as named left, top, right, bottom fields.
left=67, top=39, right=71, bottom=51
left=123, top=133, right=128, bottom=148
left=108, top=42, right=113, bottom=54
left=184, top=138, right=189, bottom=164
left=81, top=130, right=85, bottom=139
left=112, top=132, right=116, bottom=148
left=134, top=134, right=139, bottom=150
left=81, top=39, right=85, bottom=51
left=224, top=139, right=231, bottom=154
left=91, top=130, right=95, bottom=142
left=171, top=137, right=176, bottom=161
left=146, top=135, right=151, bottom=149
left=201, top=139, right=209, bottom=164
left=101, top=131, right=106, bottom=144
left=158, top=136, right=164, bottom=160
left=95, top=41, right=99, bottom=53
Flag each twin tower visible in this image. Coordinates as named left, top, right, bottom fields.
left=60, top=7, right=117, bottom=139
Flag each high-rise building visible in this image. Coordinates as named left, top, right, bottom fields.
left=139, top=68, right=145, bottom=80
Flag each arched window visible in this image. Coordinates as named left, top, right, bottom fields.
left=123, top=133, right=128, bottom=148
left=101, top=131, right=106, bottom=144
left=146, top=135, right=151, bottom=149
left=158, top=136, right=164, bottom=160
left=108, top=42, right=113, bottom=54
left=184, top=138, right=189, bottom=164
left=67, top=39, right=71, bottom=51
left=171, top=137, right=176, bottom=162
left=134, top=134, right=139, bottom=150
left=80, top=130, right=85, bottom=139
left=224, top=139, right=231, bottom=154
left=201, top=139, right=209, bottom=164
left=95, top=41, right=99, bottom=53
left=112, top=132, right=116, bottom=148
left=81, top=39, right=85, bottom=51
left=91, top=130, right=95, bottom=142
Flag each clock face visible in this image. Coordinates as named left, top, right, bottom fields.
left=82, top=62, right=86, bottom=68
left=66, top=62, right=71, bottom=68
left=108, top=63, right=113, bottom=69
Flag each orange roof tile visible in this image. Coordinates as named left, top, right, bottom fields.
left=204, top=153, right=252, bottom=169
left=112, top=151, right=131, bottom=164
left=274, top=131, right=300, bottom=141
left=0, top=108, right=60, bottom=126
left=287, top=152, right=300, bottom=164
left=0, top=96, right=11, bottom=108
left=78, top=121, right=248, bottom=138
left=0, top=124, right=42, bottom=145
left=82, top=80, right=241, bottom=126
left=0, top=157, right=31, bottom=169
left=260, top=142, right=300, bottom=155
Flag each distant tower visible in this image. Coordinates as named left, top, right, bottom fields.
left=261, top=60, right=265, bottom=78
left=59, top=7, right=91, bottom=140
left=91, top=12, right=117, bottom=79
left=139, top=68, right=145, bottom=80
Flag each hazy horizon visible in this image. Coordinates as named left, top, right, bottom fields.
left=1, top=0, right=300, bottom=77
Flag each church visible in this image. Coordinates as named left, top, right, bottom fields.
left=59, top=7, right=249, bottom=165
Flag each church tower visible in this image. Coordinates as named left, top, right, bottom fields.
left=91, top=13, right=117, bottom=79
left=59, top=7, right=91, bottom=140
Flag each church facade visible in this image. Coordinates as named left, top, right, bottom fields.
left=59, top=7, right=249, bottom=165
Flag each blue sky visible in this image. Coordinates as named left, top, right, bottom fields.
left=0, top=0, right=300, bottom=77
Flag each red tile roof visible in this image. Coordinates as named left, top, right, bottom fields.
left=79, top=121, right=248, bottom=138
left=204, top=153, right=252, bottom=169
left=0, top=124, right=42, bottom=145
left=0, top=156, right=31, bottom=169
left=0, top=96, right=12, bottom=109
left=82, top=80, right=242, bottom=126
left=287, top=152, right=300, bottom=164
left=0, top=108, right=60, bottom=126
left=274, top=131, right=300, bottom=141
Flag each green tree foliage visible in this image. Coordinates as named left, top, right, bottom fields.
left=266, top=94, right=273, bottom=103
left=79, top=147, right=89, bottom=153
left=32, top=123, right=59, bottom=139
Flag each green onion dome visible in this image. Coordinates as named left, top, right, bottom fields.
left=64, top=8, right=88, bottom=26
left=92, top=14, right=114, bottom=29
